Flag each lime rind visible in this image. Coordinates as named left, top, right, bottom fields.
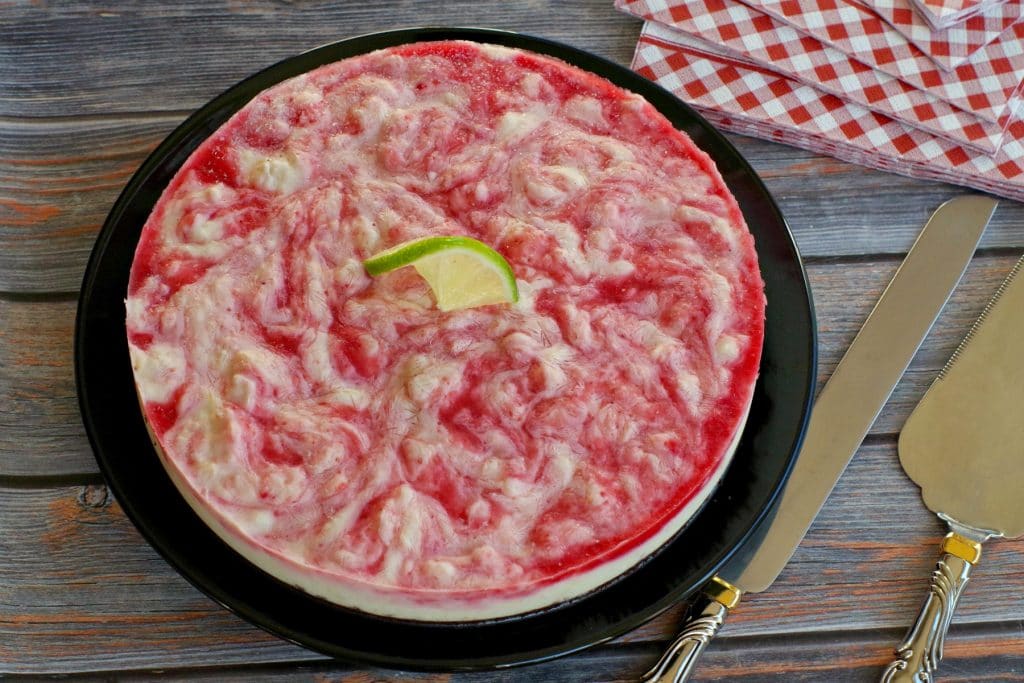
left=363, top=236, right=462, bottom=276
left=363, top=236, right=519, bottom=311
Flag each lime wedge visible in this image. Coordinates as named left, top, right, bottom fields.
left=363, top=236, right=519, bottom=312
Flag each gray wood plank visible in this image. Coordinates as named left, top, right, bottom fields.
left=0, top=297, right=90, bottom=478
left=3, top=255, right=1018, bottom=478
left=0, top=116, right=179, bottom=293
left=2, top=116, right=1024, bottom=293
left=0, top=484, right=321, bottom=673
left=0, top=0, right=642, bottom=118
left=66, top=626, right=1024, bottom=681
left=3, top=441, right=1023, bottom=674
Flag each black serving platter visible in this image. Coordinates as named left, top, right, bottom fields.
left=75, top=27, right=817, bottom=671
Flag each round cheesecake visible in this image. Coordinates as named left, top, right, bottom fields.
left=125, top=41, right=765, bottom=621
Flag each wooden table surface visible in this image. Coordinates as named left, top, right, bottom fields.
left=3, top=2, right=1024, bottom=680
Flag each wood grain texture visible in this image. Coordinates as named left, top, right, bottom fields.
left=32, top=627, right=1024, bottom=681
left=5, top=1, right=1024, bottom=680
left=0, top=298, right=92, bottom=478
left=4, top=441, right=1024, bottom=674
left=1, top=1, right=1023, bottom=293
left=0, top=0, right=642, bottom=118
left=0, top=117, right=178, bottom=293
left=2, top=118, right=1024, bottom=293
left=4, top=254, right=1019, bottom=477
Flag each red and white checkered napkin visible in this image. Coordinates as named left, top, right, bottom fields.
left=634, top=23, right=1024, bottom=201
left=858, top=0, right=1024, bottom=71
left=911, top=0, right=1009, bottom=31
left=617, top=0, right=1012, bottom=153
left=741, top=0, right=1024, bottom=124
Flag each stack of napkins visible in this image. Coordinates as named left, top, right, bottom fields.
left=911, top=0, right=1012, bottom=30
left=617, top=0, right=1024, bottom=201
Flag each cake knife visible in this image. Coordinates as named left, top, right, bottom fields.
left=881, top=255, right=1024, bottom=682
left=644, top=195, right=999, bottom=683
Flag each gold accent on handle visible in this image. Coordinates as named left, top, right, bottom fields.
left=879, top=535, right=981, bottom=683
left=642, top=577, right=744, bottom=683
left=940, top=532, right=982, bottom=565
left=705, top=575, right=742, bottom=609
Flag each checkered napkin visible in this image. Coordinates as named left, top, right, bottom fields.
left=633, top=21, right=1024, bottom=201
left=858, top=0, right=1024, bottom=71
left=617, top=0, right=1014, bottom=153
left=911, top=0, right=1009, bottom=31
left=738, top=0, right=1024, bottom=124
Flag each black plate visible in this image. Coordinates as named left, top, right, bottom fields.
left=75, top=27, right=816, bottom=671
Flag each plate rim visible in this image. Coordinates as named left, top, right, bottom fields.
left=74, top=26, right=817, bottom=671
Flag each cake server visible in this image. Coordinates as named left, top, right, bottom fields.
left=644, top=195, right=998, bottom=683
left=881, top=255, right=1024, bottom=683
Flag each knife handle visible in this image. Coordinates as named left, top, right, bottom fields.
left=642, top=576, right=741, bottom=683
left=880, top=532, right=982, bottom=683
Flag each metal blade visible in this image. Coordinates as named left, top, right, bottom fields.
left=722, top=195, right=998, bottom=593
left=899, top=255, right=1024, bottom=539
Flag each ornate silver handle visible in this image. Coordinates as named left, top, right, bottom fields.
left=642, top=576, right=741, bottom=683
left=880, top=532, right=982, bottom=683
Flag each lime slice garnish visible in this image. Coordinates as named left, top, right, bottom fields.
left=363, top=236, right=519, bottom=312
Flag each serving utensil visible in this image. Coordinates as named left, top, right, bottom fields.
left=881, top=254, right=1024, bottom=682
left=644, top=195, right=998, bottom=683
